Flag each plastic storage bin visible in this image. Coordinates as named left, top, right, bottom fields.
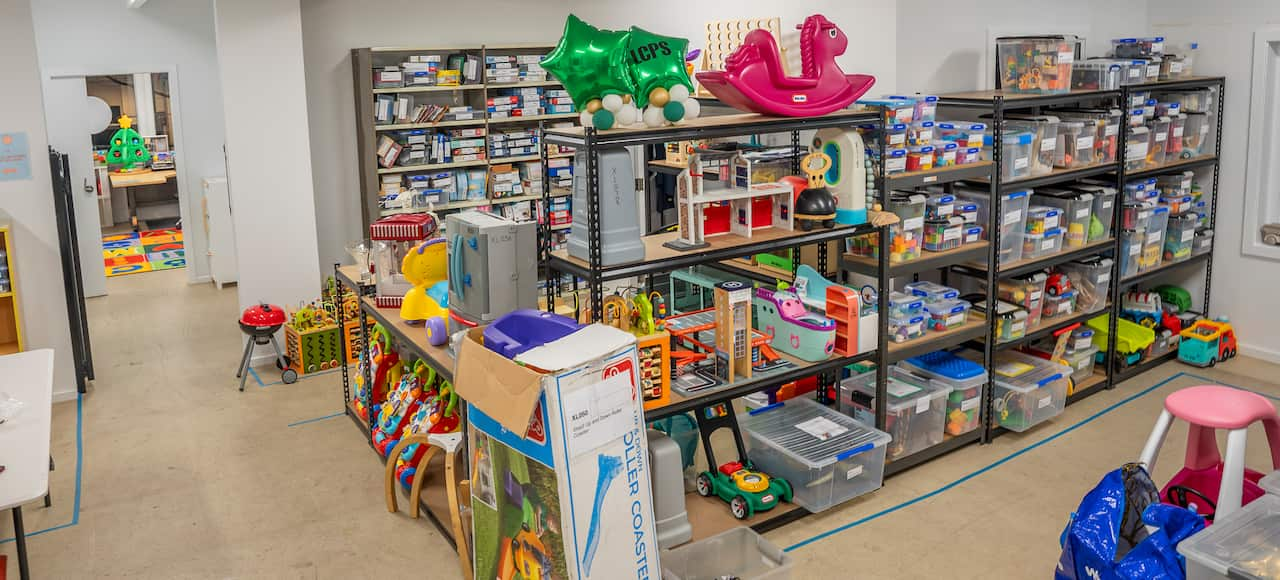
left=907, top=121, right=935, bottom=147
left=1146, top=116, right=1171, bottom=167
left=1071, top=61, right=1122, bottom=90
left=1006, top=116, right=1059, bottom=176
left=1164, top=213, right=1198, bottom=263
left=996, top=35, right=1077, bottom=94
left=1160, top=194, right=1194, bottom=215
left=661, top=527, right=794, bottom=580
left=923, top=217, right=964, bottom=251
left=1177, top=494, right=1280, bottom=580
left=879, top=99, right=915, bottom=125
left=1026, top=206, right=1062, bottom=235
left=924, top=299, right=971, bottom=332
left=936, top=122, right=986, bottom=149
left=1125, top=126, right=1151, bottom=172
left=888, top=193, right=927, bottom=262
left=1119, top=229, right=1142, bottom=278
left=1042, top=288, right=1077, bottom=320
left=955, top=188, right=1030, bottom=265
left=972, top=297, right=1029, bottom=342
left=957, top=146, right=983, bottom=165
left=1182, top=112, right=1210, bottom=157
left=1157, top=171, right=1194, bottom=198
left=989, top=350, right=1070, bottom=432
left=1193, top=228, right=1213, bottom=255
left=904, top=281, right=960, bottom=304
left=956, top=201, right=978, bottom=224
left=1069, top=183, right=1117, bottom=242
left=926, top=193, right=956, bottom=219
left=740, top=398, right=890, bottom=514
left=997, top=272, right=1048, bottom=328
left=1140, top=206, right=1170, bottom=272
left=1122, top=201, right=1155, bottom=230
left=900, top=351, right=988, bottom=436
left=889, top=290, right=924, bottom=317
left=962, top=225, right=984, bottom=244
left=1070, top=326, right=1096, bottom=352
left=1023, top=227, right=1064, bottom=259
left=888, top=312, right=926, bottom=343
left=905, top=145, right=935, bottom=172
left=932, top=141, right=958, bottom=167
left=1111, top=37, right=1163, bottom=58
left=1059, top=257, right=1113, bottom=314
left=1034, top=189, right=1094, bottom=249
left=1056, top=121, right=1096, bottom=168
left=886, top=94, right=939, bottom=124
left=1165, top=113, right=1187, bottom=162
left=1062, top=345, right=1099, bottom=381
left=1001, top=131, right=1034, bottom=180
left=842, top=367, right=948, bottom=461
left=884, top=123, right=908, bottom=149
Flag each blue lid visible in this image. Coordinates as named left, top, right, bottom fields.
left=959, top=202, right=978, bottom=209
left=1148, top=36, right=1165, bottom=42
left=1007, top=189, right=1030, bottom=199
left=968, top=123, right=988, bottom=130
left=937, top=142, right=958, bottom=151
left=903, top=350, right=986, bottom=381
left=1190, top=42, right=1198, bottom=49
left=932, top=194, right=955, bottom=202
left=887, top=149, right=907, bottom=158
left=965, top=147, right=982, bottom=154
left=1114, top=38, right=1138, bottom=43
left=1153, top=206, right=1169, bottom=215
left=859, top=97, right=914, bottom=107
left=937, top=122, right=955, bottom=130
left=965, top=225, right=983, bottom=235
left=1146, top=98, right=1158, bottom=106
left=888, top=123, right=908, bottom=131
left=1044, top=227, right=1063, bottom=236
left=1131, top=108, right=1146, bottom=116
left=911, top=145, right=935, bottom=153
left=915, top=121, right=935, bottom=128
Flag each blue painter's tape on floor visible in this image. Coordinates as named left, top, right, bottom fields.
left=247, top=367, right=264, bottom=386
left=0, top=393, right=84, bottom=545
left=287, top=411, right=346, bottom=427
left=260, top=365, right=353, bottom=388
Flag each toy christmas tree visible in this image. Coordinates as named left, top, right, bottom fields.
left=106, top=115, right=150, bottom=171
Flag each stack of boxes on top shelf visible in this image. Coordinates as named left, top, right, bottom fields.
left=485, top=53, right=547, bottom=85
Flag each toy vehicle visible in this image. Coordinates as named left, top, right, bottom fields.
left=1088, top=314, right=1155, bottom=368
left=1153, top=284, right=1193, bottom=314
left=503, top=527, right=553, bottom=580
left=1044, top=271, right=1072, bottom=297
left=1178, top=318, right=1238, bottom=367
left=693, top=402, right=792, bottom=520
left=1121, top=291, right=1164, bottom=328
left=1263, top=223, right=1280, bottom=246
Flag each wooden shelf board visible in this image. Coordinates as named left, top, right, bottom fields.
left=375, top=119, right=486, bottom=131
left=485, top=80, right=561, bottom=88
left=377, top=159, right=489, bottom=175
left=488, top=113, right=578, bottom=124
left=547, top=110, right=874, bottom=140
left=372, top=84, right=484, bottom=94
left=359, top=297, right=455, bottom=380
left=0, top=341, right=19, bottom=355
left=489, top=154, right=542, bottom=164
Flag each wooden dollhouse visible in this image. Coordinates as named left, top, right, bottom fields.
left=663, top=150, right=797, bottom=251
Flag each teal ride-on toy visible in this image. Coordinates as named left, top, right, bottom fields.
left=693, top=402, right=792, bottom=520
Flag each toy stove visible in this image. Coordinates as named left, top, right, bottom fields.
left=370, top=213, right=437, bottom=308
left=236, top=303, right=297, bottom=391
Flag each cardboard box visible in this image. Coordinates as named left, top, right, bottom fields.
left=458, top=325, right=660, bottom=580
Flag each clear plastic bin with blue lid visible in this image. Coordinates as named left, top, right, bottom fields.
left=1111, top=37, right=1164, bottom=59
left=1123, top=180, right=1156, bottom=202
left=660, top=527, right=793, bottom=580
left=1001, top=115, right=1059, bottom=176
left=1033, top=188, right=1094, bottom=249
left=983, top=350, right=1070, bottom=432
left=1026, top=206, right=1062, bottom=234
left=889, top=312, right=926, bottom=343
left=925, top=192, right=956, bottom=219
left=841, top=367, right=948, bottom=461
left=1119, top=230, right=1142, bottom=278
left=900, top=350, right=988, bottom=436
left=904, top=281, right=959, bottom=303
left=1062, top=344, right=1099, bottom=381
left=1071, top=60, right=1123, bottom=91
left=1042, top=288, right=1077, bottom=319
left=1001, top=131, right=1035, bottom=180
left=935, top=121, right=986, bottom=149
left=889, top=290, right=924, bottom=317
left=1069, top=326, right=1096, bottom=352
left=1023, top=227, right=1065, bottom=259
left=1067, top=183, right=1118, bottom=242
left=923, top=299, right=971, bottom=332
left=954, top=187, right=1030, bottom=265
left=996, top=272, right=1047, bottom=328
left=1157, top=171, right=1194, bottom=197
left=739, top=397, right=890, bottom=513
left=886, top=94, right=939, bottom=123
left=1177, top=493, right=1280, bottom=580
left=1165, top=213, right=1198, bottom=263
left=1193, top=229, right=1213, bottom=255
left=996, top=35, right=1078, bottom=94
left=969, top=296, right=1029, bottom=342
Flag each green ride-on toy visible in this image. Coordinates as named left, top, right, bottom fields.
left=693, top=402, right=792, bottom=520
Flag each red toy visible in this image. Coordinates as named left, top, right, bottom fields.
left=696, top=14, right=876, bottom=117
left=1045, top=272, right=1073, bottom=297
left=236, top=303, right=297, bottom=391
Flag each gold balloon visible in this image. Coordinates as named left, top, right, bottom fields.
left=649, top=87, right=670, bottom=107
left=586, top=99, right=602, bottom=113
left=622, top=94, right=632, bottom=104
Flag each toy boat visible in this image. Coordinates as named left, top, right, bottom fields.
left=753, top=288, right=836, bottom=362
left=696, top=14, right=875, bottom=117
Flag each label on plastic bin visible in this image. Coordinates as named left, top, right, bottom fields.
left=889, top=133, right=906, bottom=146
left=1173, top=126, right=1185, bottom=138
left=1098, top=272, right=1111, bottom=283
left=1010, top=321, right=1026, bottom=335
left=1057, top=300, right=1071, bottom=314
left=1044, top=214, right=1060, bottom=229
left=1147, top=64, right=1160, bottom=77
left=915, top=397, right=931, bottom=414
left=1078, top=136, right=1095, bottom=151
left=1155, top=131, right=1167, bottom=142
left=1106, top=124, right=1119, bottom=137
left=1103, top=200, right=1114, bottom=209
left=943, top=228, right=961, bottom=241
left=1182, top=229, right=1195, bottom=242
left=903, top=216, right=925, bottom=231
left=1041, top=138, right=1057, bottom=152
left=1041, top=238, right=1055, bottom=251
left=1058, top=50, right=1075, bottom=64
left=1128, top=67, right=1141, bottom=79
left=1200, top=124, right=1210, bottom=136
left=1147, top=231, right=1162, bottom=244
left=1074, top=337, right=1093, bottom=350
left=887, top=381, right=923, bottom=398
left=886, top=157, right=907, bottom=173
left=946, top=312, right=965, bottom=326
left=846, top=465, right=864, bottom=480
left=961, top=398, right=980, bottom=412
left=796, top=416, right=848, bottom=441
left=1076, top=208, right=1090, bottom=219
left=1013, top=157, right=1029, bottom=170
left=1004, top=209, right=1023, bottom=226
left=936, top=202, right=954, bottom=216
left=1038, top=395, right=1053, bottom=409
left=1129, top=243, right=1141, bottom=256
left=1029, top=290, right=1043, bottom=303
left=1128, top=142, right=1149, bottom=160
left=1151, top=39, right=1164, bottom=53
left=1171, top=61, right=1183, bottom=74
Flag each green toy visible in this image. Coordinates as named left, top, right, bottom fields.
left=693, top=402, right=792, bottom=520
left=1153, top=285, right=1193, bottom=314
left=106, top=115, right=151, bottom=171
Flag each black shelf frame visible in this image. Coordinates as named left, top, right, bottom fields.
left=994, top=307, right=1105, bottom=351
left=842, top=241, right=991, bottom=278
left=334, top=264, right=376, bottom=416
left=887, top=321, right=989, bottom=364
left=953, top=238, right=1118, bottom=280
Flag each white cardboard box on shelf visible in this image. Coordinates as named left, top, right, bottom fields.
left=457, top=324, right=659, bottom=580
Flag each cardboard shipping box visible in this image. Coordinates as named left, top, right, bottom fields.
left=456, top=324, right=660, bottom=580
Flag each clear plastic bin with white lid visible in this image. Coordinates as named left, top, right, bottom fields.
left=1147, top=116, right=1172, bottom=166
left=1054, top=121, right=1093, bottom=168
left=1068, top=183, right=1117, bottom=242
left=1059, top=257, right=1113, bottom=314
left=841, top=367, right=948, bottom=461
left=899, top=350, right=988, bottom=436
left=889, top=290, right=924, bottom=317
left=1177, top=493, right=1280, bottom=580
left=1001, top=131, right=1034, bottom=180
left=904, top=281, right=959, bottom=303
left=739, top=398, right=891, bottom=514
left=924, top=299, right=972, bottom=332
left=1061, top=345, right=1098, bottom=381
left=983, top=350, right=1070, bottom=432
left=996, top=272, right=1047, bottom=328
left=1033, top=188, right=1094, bottom=249
left=660, top=527, right=793, bottom=580
left=1071, top=61, right=1122, bottom=90
left=1123, top=200, right=1156, bottom=231
left=1165, top=213, right=1198, bottom=263
left=1193, top=228, right=1213, bottom=255
left=996, top=35, right=1078, bottom=94
left=954, top=188, right=1030, bottom=265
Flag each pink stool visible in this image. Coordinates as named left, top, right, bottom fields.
left=1139, top=385, right=1280, bottom=522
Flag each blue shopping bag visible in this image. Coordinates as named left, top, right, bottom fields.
left=1055, top=463, right=1205, bottom=580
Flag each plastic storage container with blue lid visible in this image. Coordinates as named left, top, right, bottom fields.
left=889, top=291, right=924, bottom=316
left=904, top=281, right=959, bottom=303
left=900, top=350, right=989, bottom=436
left=739, top=397, right=890, bottom=513
left=841, top=367, right=948, bottom=460
left=985, top=350, right=1069, bottom=431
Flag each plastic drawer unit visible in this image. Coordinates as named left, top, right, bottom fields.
left=900, top=350, right=989, bottom=436
left=842, top=367, right=948, bottom=461
left=904, top=281, right=960, bottom=304
left=955, top=188, right=1030, bottom=266
left=661, top=527, right=794, bottom=580
left=996, top=35, right=1077, bottom=94
left=740, top=398, right=890, bottom=513
left=1058, top=257, right=1113, bottom=314
left=1033, top=189, right=1094, bottom=249
left=1178, top=494, right=1280, bottom=580
left=988, top=350, right=1070, bottom=432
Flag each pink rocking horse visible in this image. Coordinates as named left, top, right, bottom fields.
left=696, top=14, right=876, bottom=117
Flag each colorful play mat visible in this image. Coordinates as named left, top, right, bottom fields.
left=103, top=229, right=186, bottom=277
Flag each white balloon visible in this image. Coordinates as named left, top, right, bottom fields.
left=602, top=94, right=624, bottom=113
left=669, top=84, right=690, bottom=103
left=579, top=111, right=593, bottom=127
left=85, top=96, right=113, bottom=134
left=642, top=105, right=666, bottom=128
left=682, top=98, right=701, bottom=121
left=615, top=103, right=639, bottom=126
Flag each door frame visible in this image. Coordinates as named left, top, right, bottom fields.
left=43, top=64, right=198, bottom=285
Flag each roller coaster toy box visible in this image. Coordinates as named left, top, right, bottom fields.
left=455, top=323, right=660, bottom=580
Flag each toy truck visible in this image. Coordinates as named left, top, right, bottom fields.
left=1178, top=318, right=1238, bottom=367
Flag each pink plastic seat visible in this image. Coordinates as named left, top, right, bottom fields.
left=1140, top=385, right=1280, bottom=522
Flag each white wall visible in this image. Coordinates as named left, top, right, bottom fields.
left=1149, top=2, right=1280, bottom=360
left=300, top=0, right=897, bottom=270
left=896, top=0, right=1150, bottom=93
left=214, top=0, right=322, bottom=315
left=29, top=0, right=227, bottom=284
left=0, top=0, right=78, bottom=399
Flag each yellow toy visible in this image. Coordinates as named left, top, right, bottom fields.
left=399, top=238, right=451, bottom=346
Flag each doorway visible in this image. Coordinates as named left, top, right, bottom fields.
left=43, top=69, right=192, bottom=297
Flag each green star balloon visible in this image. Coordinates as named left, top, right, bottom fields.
left=541, top=15, right=634, bottom=106
left=626, top=26, right=694, bottom=108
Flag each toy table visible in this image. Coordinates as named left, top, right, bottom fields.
left=107, top=169, right=179, bottom=229
left=0, top=349, right=55, bottom=580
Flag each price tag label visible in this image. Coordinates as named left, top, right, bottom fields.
left=1038, top=396, right=1054, bottom=409
left=1014, top=157, right=1029, bottom=170
left=904, top=216, right=925, bottom=230
left=1076, top=208, right=1090, bottom=219
left=1005, top=210, right=1023, bottom=226
left=1041, top=138, right=1057, bottom=152
left=1078, top=136, right=1095, bottom=151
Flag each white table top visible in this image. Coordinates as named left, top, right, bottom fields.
left=0, top=349, right=55, bottom=510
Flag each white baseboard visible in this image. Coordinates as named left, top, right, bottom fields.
left=53, top=390, right=78, bottom=403
left=1239, top=342, right=1280, bottom=365
left=188, top=274, right=212, bottom=284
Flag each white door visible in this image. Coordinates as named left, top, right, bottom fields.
left=43, top=75, right=108, bottom=298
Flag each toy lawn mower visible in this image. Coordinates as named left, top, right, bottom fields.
left=693, top=402, right=792, bottom=519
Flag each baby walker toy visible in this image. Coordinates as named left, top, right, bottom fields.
left=236, top=303, right=297, bottom=391
left=696, top=14, right=876, bottom=116
left=693, top=402, right=792, bottom=519
left=1139, top=384, right=1280, bottom=523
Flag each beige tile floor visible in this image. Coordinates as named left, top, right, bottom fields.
left=1, top=268, right=1276, bottom=579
